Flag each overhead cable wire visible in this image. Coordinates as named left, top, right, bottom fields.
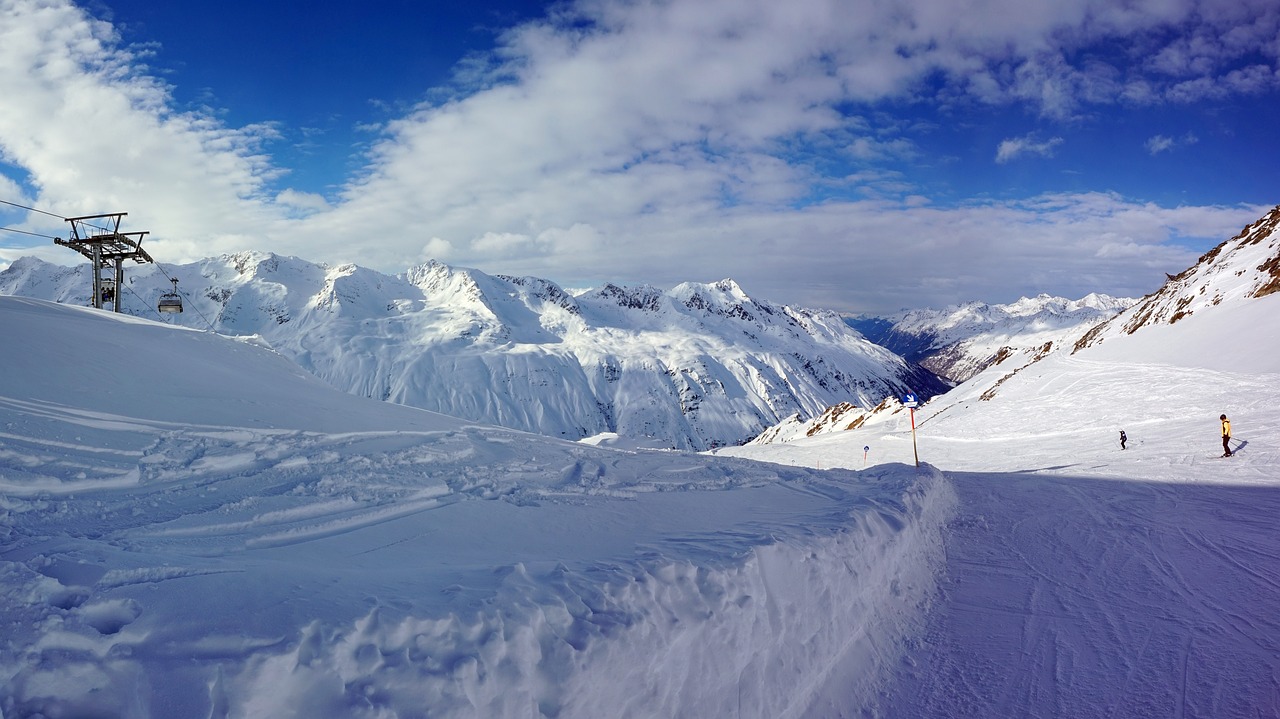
left=0, top=198, right=64, bottom=220
left=119, top=279, right=165, bottom=320
left=1, top=198, right=121, bottom=235
left=0, top=226, right=59, bottom=240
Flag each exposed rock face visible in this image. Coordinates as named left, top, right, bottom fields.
left=1075, top=204, right=1280, bottom=352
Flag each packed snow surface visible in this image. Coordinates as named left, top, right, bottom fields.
left=723, top=291, right=1280, bottom=717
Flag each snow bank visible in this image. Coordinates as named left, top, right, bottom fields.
left=1, top=463, right=956, bottom=718
left=221, top=467, right=956, bottom=719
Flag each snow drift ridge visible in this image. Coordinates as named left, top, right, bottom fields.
left=227, top=467, right=956, bottom=718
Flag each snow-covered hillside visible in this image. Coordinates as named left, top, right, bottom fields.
left=0, top=295, right=952, bottom=717
left=0, top=255, right=946, bottom=450
left=1073, top=204, right=1280, bottom=372
left=4, top=206, right=1277, bottom=718
left=847, top=293, right=1133, bottom=382
left=719, top=206, right=1280, bottom=716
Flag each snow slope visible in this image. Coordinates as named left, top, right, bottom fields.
left=848, top=293, right=1134, bottom=382
left=1074, top=204, right=1280, bottom=373
left=5, top=205, right=1279, bottom=717
left=720, top=206, right=1280, bottom=717
left=0, top=255, right=946, bottom=451
left=0, top=296, right=954, bottom=717
left=722, top=322, right=1280, bottom=716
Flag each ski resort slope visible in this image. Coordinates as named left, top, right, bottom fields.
left=4, top=272, right=1279, bottom=716
left=722, top=292, right=1280, bottom=717
left=0, top=296, right=955, bottom=717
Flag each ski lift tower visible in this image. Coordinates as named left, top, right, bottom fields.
left=54, top=213, right=153, bottom=312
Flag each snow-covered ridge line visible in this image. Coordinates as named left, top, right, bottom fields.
left=1075, top=203, right=1280, bottom=352
left=0, top=254, right=947, bottom=450
left=747, top=397, right=907, bottom=446
left=847, top=292, right=1134, bottom=383
left=228, top=467, right=958, bottom=718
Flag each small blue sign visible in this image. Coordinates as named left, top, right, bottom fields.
left=902, top=393, right=918, bottom=408
left=863, top=445, right=870, bottom=453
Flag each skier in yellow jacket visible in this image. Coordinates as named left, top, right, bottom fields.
left=1220, top=414, right=1233, bottom=457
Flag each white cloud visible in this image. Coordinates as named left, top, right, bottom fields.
left=1146, top=135, right=1176, bottom=155
left=421, top=237, right=453, bottom=261
left=0, top=0, right=1275, bottom=314
left=1145, top=132, right=1199, bottom=155
left=275, top=189, right=329, bottom=214
left=995, top=135, right=1064, bottom=163
left=847, top=137, right=918, bottom=162
left=0, top=0, right=291, bottom=258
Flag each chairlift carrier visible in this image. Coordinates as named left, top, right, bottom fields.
left=158, top=277, right=183, bottom=313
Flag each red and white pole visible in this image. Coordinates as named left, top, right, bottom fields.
left=910, top=407, right=919, bottom=468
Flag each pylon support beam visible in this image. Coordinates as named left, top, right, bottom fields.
left=53, top=212, right=154, bottom=311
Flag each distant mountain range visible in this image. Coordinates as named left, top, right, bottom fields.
left=846, top=293, right=1135, bottom=383
left=0, top=254, right=946, bottom=450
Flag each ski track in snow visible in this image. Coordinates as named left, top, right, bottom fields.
left=883, top=472, right=1280, bottom=718
left=0, top=368, right=956, bottom=718
left=722, top=351, right=1280, bottom=718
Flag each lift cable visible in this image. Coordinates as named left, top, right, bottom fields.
left=1, top=198, right=119, bottom=235
left=0, top=226, right=60, bottom=240
left=118, top=279, right=166, bottom=320
left=4, top=197, right=219, bottom=331
left=0, top=198, right=64, bottom=220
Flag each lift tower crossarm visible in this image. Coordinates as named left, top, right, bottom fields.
left=54, top=231, right=154, bottom=264
left=53, top=212, right=155, bottom=312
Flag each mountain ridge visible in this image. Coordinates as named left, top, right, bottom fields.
left=0, top=253, right=947, bottom=450
left=846, top=292, right=1135, bottom=383
left=1074, top=204, right=1280, bottom=354
left=750, top=202, right=1280, bottom=445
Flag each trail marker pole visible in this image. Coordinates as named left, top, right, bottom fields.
left=863, top=445, right=869, bottom=466
left=902, top=393, right=920, bottom=468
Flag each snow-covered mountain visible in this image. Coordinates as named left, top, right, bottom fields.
left=744, top=397, right=907, bottom=446
left=846, top=293, right=1134, bottom=382
left=753, top=205, right=1280, bottom=448
left=0, top=254, right=946, bottom=450
left=1072, top=204, right=1280, bottom=369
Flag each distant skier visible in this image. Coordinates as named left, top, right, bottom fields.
left=1119, top=430, right=1127, bottom=450
left=1220, top=414, right=1233, bottom=457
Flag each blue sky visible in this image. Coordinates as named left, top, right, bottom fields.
left=0, top=0, right=1277, bottom=313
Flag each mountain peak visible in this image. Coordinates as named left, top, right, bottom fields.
left=0, top=255, right=945, bottom=450
left=224, top=250, right=290, bottom=276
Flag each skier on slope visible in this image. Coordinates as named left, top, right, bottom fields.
left=1220, top=414, right=1233, bottom=457
left=1119, top=430, right=1127, bottom=450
